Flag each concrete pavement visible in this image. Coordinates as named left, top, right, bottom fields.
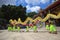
left=0, top=27, right=60, bottom=40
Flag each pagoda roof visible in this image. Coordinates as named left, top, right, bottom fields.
left=44, top=0, right=60, bottom=11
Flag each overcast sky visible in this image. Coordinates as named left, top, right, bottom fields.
left=0, top=0, right=55, bottom=13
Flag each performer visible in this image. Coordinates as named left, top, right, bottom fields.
left=8, top=24, right=12, bottom=31
left=29, top=22, right=33, bottom=29
left=36, top=20, right=43, bottom=29
left=36, top=20, right=40, bottom=28
left=17, top=26, right=20, bottom=32
left=8, top=19, right=14, bottom=31
left=46, top=22, right=50, bottom=30
left=26, top=24, right=29, bottom=32
left=12, top=25, right=16, bottom=31
left=49, top=21, right=57, bottom=34
left=12, top=20, right=17, bottom=31
left=33, top=23, right=37, bottom=32
left=16, top=23, right=21, bottom=32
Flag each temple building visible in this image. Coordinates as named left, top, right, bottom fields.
left=45, top=0, right=60, bottom=26
left=38, top=0, right=60, bottom=26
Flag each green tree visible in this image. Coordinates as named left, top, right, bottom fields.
left=1, top=4, right=27, bottom=22
left=0, top=8, right=4, bottom=18
left=27, top=12, right=37, bottom=18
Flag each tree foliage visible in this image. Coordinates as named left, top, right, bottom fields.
left=27, top=12, right=37, bottom=18
left=0, top=4, right=27, bottom=22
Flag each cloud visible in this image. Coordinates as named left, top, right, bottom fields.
left=5, top=0, right=16, bottom=5
left=25, top=0, right=50, bottom=6
left=0, top=0, right=16, bottom=7
left=26, top=5, right=31, bottom=10
left=30, top=6, right=40, bottom=12
left=16, top=0, right=27, bottom=6
left=26, top=5, right=40, bottom=13
left=25, top=0, right=40, bottom=6
left=52, top=0, right=55, bottom=2
left=40, top=0, right=50, bottom=4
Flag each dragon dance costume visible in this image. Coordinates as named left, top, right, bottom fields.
left=50, top=24, right=56, bottom=33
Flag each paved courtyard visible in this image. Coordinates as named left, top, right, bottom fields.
left=0, top=27, right=60, bottom=40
